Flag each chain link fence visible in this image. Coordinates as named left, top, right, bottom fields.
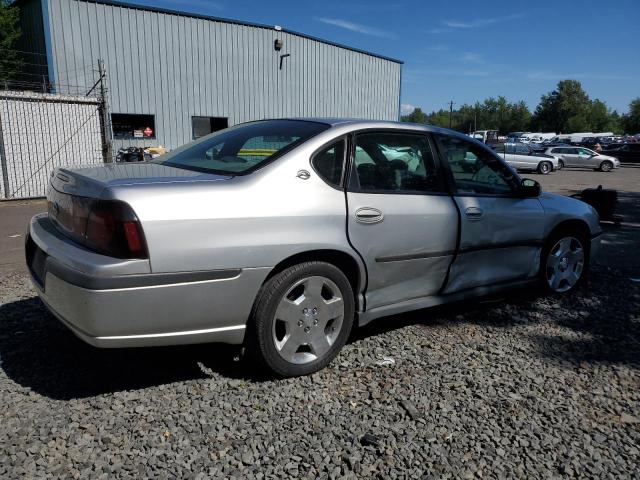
left=0, top=54, right=112, bottom=200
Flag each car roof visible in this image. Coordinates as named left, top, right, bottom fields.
left=283, top=117, right=472, bottom=138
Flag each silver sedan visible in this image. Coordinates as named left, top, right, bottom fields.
left=544, top=146, right=620, bottom=171
left=27, top=119, right=601, bottom=376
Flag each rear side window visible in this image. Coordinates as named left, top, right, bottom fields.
left=351, top=132, right=443, bottom=193
left=312, top=140, right=345, bottom=187
left=155, top=120, right=330, bottom=175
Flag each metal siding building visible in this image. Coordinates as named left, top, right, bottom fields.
left=17, top=0, right=402, bottom=150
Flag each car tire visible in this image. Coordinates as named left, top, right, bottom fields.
left=247, top=261, right=355, bottom=377
left=537, top=161, right=552, bottom=174
left=599, top=161, right=613, bottom=172
left=539, top=228, right=589, bottom=294
left=558, top=160, right=564, bottom=169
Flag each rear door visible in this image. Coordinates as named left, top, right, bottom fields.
left=627, top=144, right=640, bottom=162
left=433, top=134, right=547, bottom=293
left=345, top=131, right=458, bottom=310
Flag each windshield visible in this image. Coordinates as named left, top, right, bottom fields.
left=154, top=120, right=330, bottom=175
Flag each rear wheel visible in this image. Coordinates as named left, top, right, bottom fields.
left=558, top=159, right=564, bottom=169
left=537, top=161, right=552, bottom=174
left=248, top=261, right=355, bottom=377
left=599, top=161, right=613, bottom=172
left=540, top=230, right=588, bottom=294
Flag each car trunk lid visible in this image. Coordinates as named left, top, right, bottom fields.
left=47, top=163, right=232, bottom=257
left=50, top=162, right=232, bottom=198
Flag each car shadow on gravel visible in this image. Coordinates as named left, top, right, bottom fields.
left=353, top=268, right=640, bottom=369
left=2, top=270, right=637, bottom=400
left=0, top=297, right=267, bottom=400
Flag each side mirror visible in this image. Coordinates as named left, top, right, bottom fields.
left=519, top=178, right=541, bottom=198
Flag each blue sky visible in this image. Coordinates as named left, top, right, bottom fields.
left=132, top=0, right=639, bottom=114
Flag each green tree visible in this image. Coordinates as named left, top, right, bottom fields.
left=0, top=0, right=22, bottom=83
left=400, top=107, right=428, bottom=124
left=623, top=98, right=640, bottom=134
left=425, top=109, right=452, bottom=129
left=531, top=80, right=591, bottom=133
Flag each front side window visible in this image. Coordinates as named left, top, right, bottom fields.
left=351, top=132, right=442, bottom=193
left=437, top=135, right=518, bottom=195
left=155, top=120, right=329, bottom=175
left=312, top=140, right=345, bottom=187
left=579, top=148, right=594, bottom=155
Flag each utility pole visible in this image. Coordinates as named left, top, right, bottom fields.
left=97, top=59, right=113, bottom=163
left=448, top=100, right=454, bottom=129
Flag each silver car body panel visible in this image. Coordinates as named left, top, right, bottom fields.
left=497, top=152, right=559, bottom=171
left=346, top=191, right=457, bottom=310
left=28, top=119, right=602, bottom=347
left=444, top=196, right=547, bottom=293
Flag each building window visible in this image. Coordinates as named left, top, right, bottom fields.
left=192, top=116, right=228, bottom=139
left=111, top=114, right=156, bottom=139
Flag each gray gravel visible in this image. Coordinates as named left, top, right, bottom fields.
left=1, top=265, right=639, bottom=479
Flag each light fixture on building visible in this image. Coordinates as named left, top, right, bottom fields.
left=274, top=39, right=283, bottom=51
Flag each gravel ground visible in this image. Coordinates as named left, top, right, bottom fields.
left=2, top=172, right=639, bottom=478
left=1, top=265, right=639, bottom=478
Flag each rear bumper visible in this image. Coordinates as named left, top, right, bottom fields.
left=27, top=215, right=270, bottom=348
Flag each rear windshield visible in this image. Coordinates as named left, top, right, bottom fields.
left=154, top=120, right=330, bottom=175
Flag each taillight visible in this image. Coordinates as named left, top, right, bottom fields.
left=48, top=188, right=148, bottom=259
left=122, top=221, right=144, bottom=255
left=85, top=200, right=148, bottom=259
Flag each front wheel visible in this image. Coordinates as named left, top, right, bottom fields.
left=537, top=161, right=552, bottom=174
left=558, top=159, right=564, bottom=170
left=599, top=161, right=613, bottom=172
left=540, top=231, right=588, bottom=294
left=248, top=261, right=355, bottom=377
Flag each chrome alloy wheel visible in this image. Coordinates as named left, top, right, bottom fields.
left=545, top=237, right=585, bottom=293
left=272, top=276, right=345, bottom=364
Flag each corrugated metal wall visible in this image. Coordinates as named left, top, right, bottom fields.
left=43, top=0, right=401, bottom=150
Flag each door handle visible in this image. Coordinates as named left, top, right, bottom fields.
left=355, top=207, right=384, bottom=224
left=464, top=206, right=484, bottom=220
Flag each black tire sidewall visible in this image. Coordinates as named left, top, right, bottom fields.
left=250, top=262, right=355, bottom=377
left=538, top=161, right=551, bottom=174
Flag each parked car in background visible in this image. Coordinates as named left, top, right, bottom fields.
left=602, top=143, right=640, bottom=163
left=545, top=146, right=620, bottom=171
left=27, top=119, right=602, bottom=376
left=470, top=130, right=502, bottom=147
left=494, top=143, right=559, bottom=174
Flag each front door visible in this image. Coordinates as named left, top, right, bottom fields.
left=434, top=134, right=547, bottom=293
left=345, top=131, right=458, bottom=310
left=577, top=148, right=598, bottom=168
left=563, top=147, right=582, bottom=167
